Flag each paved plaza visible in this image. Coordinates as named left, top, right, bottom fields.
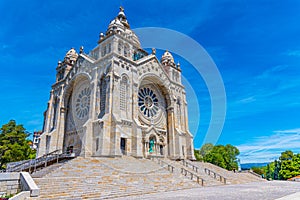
left=118, top=181, right=300, bottom=200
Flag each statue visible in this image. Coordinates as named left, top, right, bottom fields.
left=149, top=139, right=154, bottom=153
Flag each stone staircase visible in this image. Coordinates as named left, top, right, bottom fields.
left=32, top=156, right=200, bottom=199
left=190, top=161, right=266, bottom=184
left=158, top=159, right=225, bottom=186
left=31, top=160, right=69, bottom=178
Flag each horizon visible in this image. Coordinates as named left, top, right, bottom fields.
left=0, top=1, right=299, bottom=163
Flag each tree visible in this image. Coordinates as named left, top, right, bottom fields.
left=279, top=153, right=300, bottom=180
left=279, top=150, right=294, bottom=161
left=199, top=143, right=214, bottom=158
left=251, top=166, right=265, bottom=175
left=194, top=149, right=201, bottom=161
left=202, top=144, right=239, bottom=170
left=273, top=160, right=280, bottom=180
left=194, top=143, right=214, bottom=161
left=0, top=120, right=35, bottom=169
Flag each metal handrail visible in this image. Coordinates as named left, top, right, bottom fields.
left=151, top=157, right=175, bottom=173
left=181, top=168, right=204, bottom=186
left=6, top=149, right=75, bottom=173
left=204, top=168, right=227, bottom=184
left=182, top=160, right=227, bottom=184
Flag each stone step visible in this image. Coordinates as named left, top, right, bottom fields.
left=32, top=156, right=201, bottom=199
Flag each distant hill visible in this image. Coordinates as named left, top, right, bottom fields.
left=241, top=162, right=269, bottom=170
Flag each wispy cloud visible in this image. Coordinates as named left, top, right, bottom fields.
left=237, top=96, right=256, bottom=104
left=284, top=50, right=300, bottom=57
left=237, top=128, right=300, bottom=163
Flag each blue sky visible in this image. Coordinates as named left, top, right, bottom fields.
left=0, top=0, right=300, bottom=163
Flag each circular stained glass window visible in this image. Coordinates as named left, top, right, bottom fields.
left=75, top=87, right=91, bottom=119
left=138, top=88, right=159, bottom=118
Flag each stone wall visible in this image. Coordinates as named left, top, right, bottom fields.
left=0, top=173, right=20, bottom=196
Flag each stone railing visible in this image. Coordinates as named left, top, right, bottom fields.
left=151, top=157, right=174, bottom=173
left=0, top=172, right=39, bottom=199
left=204, top=168, right=227, bottom=184
left=182, top=160, right=200, bottom=173
left=182, top=160, right=227, bottom=184
left=241, top=170, right=263, bottom=178
left=180, top=168, right=204, bottom=186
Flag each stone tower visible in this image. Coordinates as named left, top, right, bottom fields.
left=37, top=7, right=195, bottom=160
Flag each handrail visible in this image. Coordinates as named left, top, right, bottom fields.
left=7, top=150, right=61, bottom=172
left=182, top=160, right=227, bottom=184
left=180, top=168, right=204, bottom=186
left=204, top=168, right=227, bottom=184
left=151, top=157, right=175, bottom=173
left=6, top=149, right=75, bottom=173
left=182, top=160, right=200, bottom=173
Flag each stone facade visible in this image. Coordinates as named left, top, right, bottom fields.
left=37, top=7, right=195, bottom=160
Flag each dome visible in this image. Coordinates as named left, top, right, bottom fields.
left=105, top=7, right=141, bottom=47
left=65, top=48, right=78, bottom=58
left=161, top=50, right=175, bottom=63
left=64, top=48, right=78, bottom=62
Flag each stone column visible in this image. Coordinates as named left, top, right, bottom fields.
left=55, top=106, right=66, bottom=154
left=44, top=90, right=54, bottom=133
left=167, top=106, right=176, bottom=159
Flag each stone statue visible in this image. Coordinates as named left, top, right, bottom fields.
left=149, top=139, right=154, bottom=153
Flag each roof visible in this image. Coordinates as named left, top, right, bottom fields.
left=288, top=175, right=300, bottom=180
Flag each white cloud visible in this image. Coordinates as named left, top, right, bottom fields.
left=237, top=96, right=256, bottom=104
left=285, top=50, right=300, bottom=57
left=237, top=128, right=300, bottom=163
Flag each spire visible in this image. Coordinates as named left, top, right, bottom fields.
left=117, top=6, right=130, bottom=28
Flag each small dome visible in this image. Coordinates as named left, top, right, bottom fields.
left=65, top=48, right=78, bottom=58
left=64, top=48, right=78, bottom=63
left=105, top=7, right=140, bottom=47
left=161, top=50, right=175, bottom=63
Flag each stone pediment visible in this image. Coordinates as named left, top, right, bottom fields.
left=137, top=56, right=172, bottom=90
left=65, top=54, right=95, bottom=84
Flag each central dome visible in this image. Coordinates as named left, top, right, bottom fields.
left=105, top=7, right=141, bottom=47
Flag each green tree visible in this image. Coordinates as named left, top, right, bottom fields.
left=203, top=144, right=239, bottom=170
left=194, top=143, right=214, bottom=161
left=279, top=150, right=294, bottom=161
left=0, top=120, right=35, bottom=169
left=251, top=166, right=265, bottom=175
left=273, top=160, right=281, bottom=180
left=194, top=149, right=201, bottom=161
left=266, top=164, right=272, bottom=180
left=199, top=143, right=214, bottom=158
left=279, top=153, right=300, bottom=180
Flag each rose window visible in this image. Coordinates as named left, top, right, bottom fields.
left=138, top=88, right=159, bottom=118
left=75, top=87, right=91, bottom=119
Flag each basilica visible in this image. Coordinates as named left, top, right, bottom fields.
left=37, top=7, right=195, bottom=160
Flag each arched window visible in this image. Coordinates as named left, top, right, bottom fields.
left=124, top=44, right=129, bottom=57
left=108, top=43, right=111, bottom=53
left=120, top=76, right=128, bottom=111
left=118, top=42, right=122, bottom=54
left=51, top=97, right=59, bottom=131
left=99, top=77, right=107, bottom=117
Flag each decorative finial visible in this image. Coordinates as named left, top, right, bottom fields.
left=100, top=32, right=104, bottom=39
left=177, top=62, right=181, bottom=71
left=120, top=6, right=124, bottom=12
left=152, top=48, right=156, bottom=55
left=80, top=46, right=84, bottom=54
